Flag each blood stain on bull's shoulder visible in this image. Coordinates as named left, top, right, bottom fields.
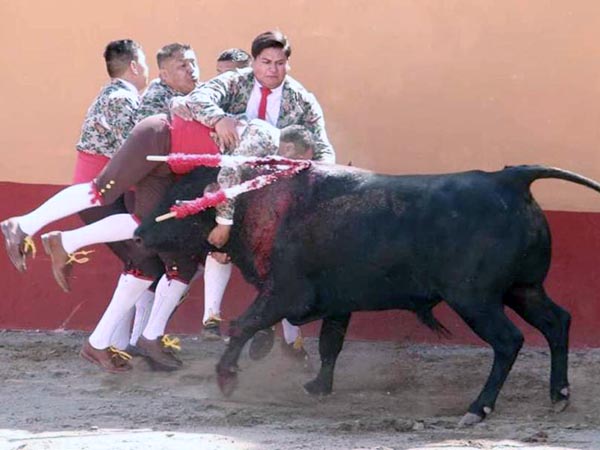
left=239, top=187, right=295, bottom=279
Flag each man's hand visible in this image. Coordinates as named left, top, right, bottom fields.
left=208, top=223, right=232, bottom=248
left=170, top=97, right=193, bottom=121
left=208, top=251, right=231, bottom=264
left=214, top=117, right=240, bottom=149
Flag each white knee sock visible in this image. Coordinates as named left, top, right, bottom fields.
left=129, top=289, right=154, bottom=346
left=18, top=183, right=99, bottom=236
left=110, top=307, right=134, bottom=350
left=142, top=275, right=189, bottom=340
left=60, top=213, right=138, bottom=254
left=282, top=319, right=301, bottom=345
left=89, top=273, right=153, bottom=349
left=202, top=255, right=232, bottom=324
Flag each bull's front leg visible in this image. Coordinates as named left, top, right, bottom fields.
left=304, top=313, right=351, bottom=396
left=216, top=290, right=285, bottom=396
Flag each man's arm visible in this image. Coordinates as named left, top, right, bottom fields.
left=214, top=124, right=279, bottom=224
left=185, top=72, right=240, bottom=127
left=300, top=93, right=336, bottom=164
left=182, top=72, right=247, bottom=149
left=208, top=124, right=278, bottom=248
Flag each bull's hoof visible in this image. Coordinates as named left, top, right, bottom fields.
left=303, top=378, right=332, bottom=396
left=248, top=328, right=275, bottom=361
left=551, top=386, right=570, bottom=413
left=457, top=412, right=484, bottom=427
left=217, top=367, right=239, bottom=397
left=552, top=399, right=569, bottom=413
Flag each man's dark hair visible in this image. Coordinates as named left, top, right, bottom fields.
left=217, top=48, right=251, bottom=66
left=103, top=39, right=142, bottom=78
left=156, top=43, right=192, bottom=68
left=251, top=30, right=291, bottom=59
left=280, top=125, right=314, bottom=154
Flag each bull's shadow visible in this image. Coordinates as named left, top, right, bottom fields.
left=136, top=163, right=600, bottom=426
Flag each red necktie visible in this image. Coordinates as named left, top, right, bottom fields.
left=257, top=86, right=272, bottom=120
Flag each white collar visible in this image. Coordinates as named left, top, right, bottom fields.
left=255, top=79, right=284, bottom=95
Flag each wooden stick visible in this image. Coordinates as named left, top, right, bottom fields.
left=155, top=211, right=177, bottom=222
left=146, top=155, right=169, bottom=162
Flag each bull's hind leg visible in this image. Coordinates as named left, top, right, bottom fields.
left=304, top=313, right=351, bottom=396
left=504, top=284, right=571, bottom=411
left=445, top=295, right=524, bottom=426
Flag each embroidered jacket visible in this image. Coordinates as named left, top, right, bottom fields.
left=135, top=78, right=181, bottom=123
left=216, top=119, right=280, bottom=223
left=185, top=68, right=335, bottom=163
left=76, top=79, right=139, bottom=157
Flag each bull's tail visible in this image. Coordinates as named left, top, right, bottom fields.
left=416, top=308, right=451, bottom=339
left=504, top=165, right=600, bottom=194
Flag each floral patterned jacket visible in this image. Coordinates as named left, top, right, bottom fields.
left=76, top=79, right=139, bottom=157
left=185, top=68, right=335, bottom=163
left=216, top=119, right=280, bottom=223
left=135, top=78, right=181, bottom=123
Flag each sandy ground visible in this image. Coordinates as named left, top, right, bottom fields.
left=1, top=330, right=600, bottom=450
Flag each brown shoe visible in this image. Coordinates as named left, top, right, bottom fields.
left=1, top=218, right=35, bottom=272
left=80, top=340, right=133, bottom=373
left=41, top=231, right=71, bottom=293
left=137, top=335, right=183, bottom=371
left=281, top=338, right=312, bottom=371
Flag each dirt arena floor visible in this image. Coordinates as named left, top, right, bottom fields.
left=1, top=330, right=600, bottom=450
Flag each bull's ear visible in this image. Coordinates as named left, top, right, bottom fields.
left=347, top=160, right=353, bottom=166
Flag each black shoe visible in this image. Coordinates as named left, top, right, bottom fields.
left=248, top=327, right=275, bottom=361
left=201, top=317, right=222, bottom=341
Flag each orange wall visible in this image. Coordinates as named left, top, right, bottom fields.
left=2, top=1, right=600, bottom=210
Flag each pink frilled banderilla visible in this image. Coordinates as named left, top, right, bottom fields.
left=146, top=153, right=311, bottom=221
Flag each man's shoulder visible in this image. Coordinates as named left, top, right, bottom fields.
left=282, top=75, right=318, bottom=104
left=143, top=78, right=174, bottom=96
left=283, top=74, right=309, bottom=93
left=104, top=81, right=139, bottom=105
left=206, top=67, right=254, bottom=88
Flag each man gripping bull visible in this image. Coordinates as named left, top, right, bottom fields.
left=173, top=30, right=335, bottom=359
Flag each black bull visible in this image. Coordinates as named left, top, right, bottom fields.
left=136, top=163, right=600, bottom=425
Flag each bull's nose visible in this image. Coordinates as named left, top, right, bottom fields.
left=133, top=235, right=144, bottom=246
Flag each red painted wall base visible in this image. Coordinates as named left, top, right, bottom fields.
left=2, top=181, right=600, bottom=347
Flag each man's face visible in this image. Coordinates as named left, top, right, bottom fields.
left=251, top=47, right=288, bottom=89
left=160, top=49, right=199, bottom=94
left=132, top=50, right=150, bottom=91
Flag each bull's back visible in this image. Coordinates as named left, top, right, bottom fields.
left=242, top=165, right=551, bottom=308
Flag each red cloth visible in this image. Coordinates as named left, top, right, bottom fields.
left=169, top=115, right=219, bottom=155
left=72, top=151, right=110, bottom=183
left=257, top=86, right=272, bottom=120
